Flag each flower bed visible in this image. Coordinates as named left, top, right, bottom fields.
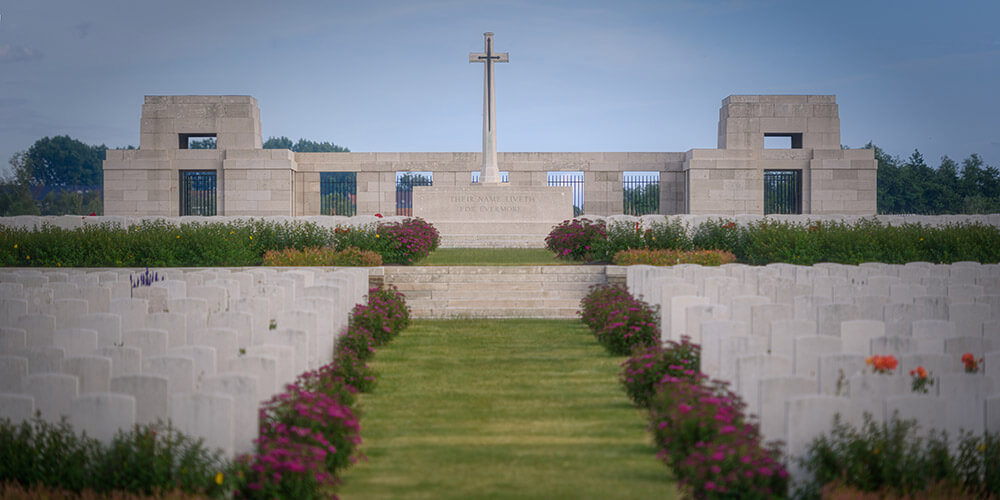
left=0, top=218, right=439, bottom=267
left=580, top=288, right=788, bottom=498
left=547, top=217, right=1000, bottom=265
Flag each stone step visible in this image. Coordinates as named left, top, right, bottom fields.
left=383, top=266, right=609, bottom=318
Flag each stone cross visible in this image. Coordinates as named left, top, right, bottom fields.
left=469, top=32, right=508, bottom=184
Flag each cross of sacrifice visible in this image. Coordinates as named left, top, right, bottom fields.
left=469, top=32, right=509, bottom=184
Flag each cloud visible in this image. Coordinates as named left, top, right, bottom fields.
left=0, top=45, right=44, bottom=63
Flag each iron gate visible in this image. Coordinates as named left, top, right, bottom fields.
left=320, top=172, right=357, bottom=216
left=180, top=170, right=217, bottom=216
left=764, top=170, right=802, bottom=214
left=623, top=173, right=660, bottom=215
left=395, top=172, right=432, bottom=216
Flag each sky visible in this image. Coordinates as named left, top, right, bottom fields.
left=1, top=0, right=998, bottom=176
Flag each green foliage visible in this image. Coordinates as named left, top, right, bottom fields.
left=0, top=418, right=231, bottom=498
left=691, top=218, right=745, bottom=254
left=591, top=219, right=645, bottom=261
left=263, top=136, right=350, bottom=153
left=644, top=218, right=692, bottom=251
left=0, top=218, right=441, bottom=267
left=261, top=246, right=382, bottom=266
left=612, top=249, right=736, bottom=266
left=872, top=144, right=1000, bottom=214
left=25, top=135, right=106, bottom=187
left=549, top=216, right=1000, bottom=265
left=186, top=138, right=215, bottom=149
left=795, top=413, right=1000, bottom=499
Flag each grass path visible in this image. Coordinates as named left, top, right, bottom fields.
left=415, top=248, right=566, bottom=266
left=338, top=319, right=679, bottom=500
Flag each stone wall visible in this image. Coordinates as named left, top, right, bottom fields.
left=104, top=94, right=877, bottom=218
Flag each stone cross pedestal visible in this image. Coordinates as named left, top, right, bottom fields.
left=469, top=32, right=508, bottom=185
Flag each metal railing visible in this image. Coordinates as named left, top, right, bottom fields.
left=320, top=172, right=357, bottom=216
left=623, top=173, right=659, bottom=215
left=180, top=170, right=217, bottom=216
left=547, top=172, right=585, bottom=216
left=395, top=172, right=433, bottom=216
left=764, top=170, right=802, bottom=214
left=471, top=171, right=509, bottom=183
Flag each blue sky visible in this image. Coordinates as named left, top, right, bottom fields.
left=1, top=0, right=998, bottom=176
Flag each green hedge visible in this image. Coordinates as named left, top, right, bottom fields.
left=0, top=218, right=439, bottom=267
left=549, top=217, right=1000, bottom=265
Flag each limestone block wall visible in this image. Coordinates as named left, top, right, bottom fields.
left=718, top=95, right=840, bottom=150
left=293, top=151, right=687, bottom=216
left=222, top=150, right=296, bottom=216
left=140, top=96, right=262, bottom=151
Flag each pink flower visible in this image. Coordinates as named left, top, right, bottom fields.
left=704, top=481, right=717, bottom=491
left=678, top=403, right=692, bottom=414
left=711, top=451, right=726, bottom=461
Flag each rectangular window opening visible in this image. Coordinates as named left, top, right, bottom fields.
left=179, top=133, right=217, bottom=150
left=547, top=171, right=584, bottom=216
left=320, top=172, right=357, bottom=216
left=623, top=171, right=660, bottom=216
left=764, top=133, right=803, bottom=149
left=395, top=171, right=433, bottom=216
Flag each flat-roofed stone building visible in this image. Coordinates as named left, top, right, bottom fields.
left=103, top=94, right=876, bottom=217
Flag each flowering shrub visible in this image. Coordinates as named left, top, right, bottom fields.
left=336, top=325, right=376, bottom=363
left=367, top=285, right=410, bottom=337
left=590, top=219, right=645, bottom=262
left=242, top=383, right=361, bottom=499
left=262, top=246, right=382, bottom=266
left=293, top=363, right=358, bottom=408
left=910, top=365, right=934, bottom=394
left=330, top=347, right=377, bottom=393
left=579, top=284, right=659, bottom=356
left=374, top=218, right=440, bottom=264
left=866, top=355, right=898, bottom=374
left=648, top=373, right=787, bottom=498
left=962, top=352, right=983, bottom=373
left=612, top=249, right=737, bottom=267
left=619, top=338, right=700, bottom=408
left=545, top=218, right=607, bottom=261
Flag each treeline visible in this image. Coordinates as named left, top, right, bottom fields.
left=871, top=143, right=1000, bottom=214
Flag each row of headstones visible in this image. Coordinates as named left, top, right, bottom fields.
left=0, top=266, right=369, bottom=456
left=625, top=261, right=1000, bottom=481
left=2, top=213, right=997, bottom=234
left=0, top=214, right=393, bottom=231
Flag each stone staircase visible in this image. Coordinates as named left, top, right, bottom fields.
left=379, top=266, right=620, bottom=318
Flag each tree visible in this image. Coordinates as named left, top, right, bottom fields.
left=188, top=137, right=216, bottom=149
left=263, top=136, right=349, bottom=153
left=0, top=152, right=40, bottom=216
left=25, top=135, right=106, bottom=187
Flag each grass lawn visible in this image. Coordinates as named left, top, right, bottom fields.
left=338, top=319, right=679, bottom=500
left=415, top=248, right=567, bottom=266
